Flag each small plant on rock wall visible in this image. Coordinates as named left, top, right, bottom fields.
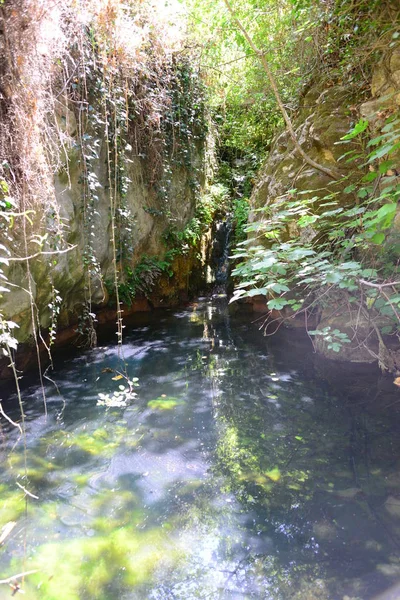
left=110, top=253, right=177, bottom=306
left=155, top=58, right=207, bottom=213
left=75, top=302, right=97, bottom=349
left=163, top=183, right=228, bottom=252
left=231, top=197, right=250, bottom=246
left=48, top=286, right=62, bottom=347
left=109, top=179, right=224, bottom=307
left=308, top=327, right=351, bottom=353
left=67, top=8, right=208, bottom=336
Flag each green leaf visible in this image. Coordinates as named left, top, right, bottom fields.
left=267, top=298, right=288, bottom=310
left=369, top=142, right=400, bottom=161
left=338, top=261, right=361, bottom=271
left=367, top=132, right=394, bottom=147
left=330, top=343, right=341, bottom=352
left=325, top=271, right=343, bottom=283
left=267, top=282, right=290, bottom=293
left=343, top=206, right=365, bottom=217
left=382, top=119, right=400, bottom=132
left=378, top=160, right=395, bottom=174
left=371, top=232, right=385, bottom=245
left=252, top=256, right=277, bottom=269
left=357, top=188, right=368, bottom=199
left=288, top=248, right=316, bottom=260
left=275, top=265, right=287, bottom=275
left=341, top=119, right=369, bottom=140
left=375, top=203, right=397, bottom=226
left=247, top=288, right=267, bottom=297
left=362, top=171, right=378, bottom=182
left=381, top=326, right=394, bottom=335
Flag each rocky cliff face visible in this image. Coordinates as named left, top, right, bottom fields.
left=0, top=1, right=212, bottom=369
left=251, top=47, right=400, bottom=217
left=247, top=47, right=400, bottom=365
left=1, top=128, right=207, bottom=344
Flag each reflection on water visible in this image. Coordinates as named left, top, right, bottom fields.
left=1, top=299, right=400, bottom=599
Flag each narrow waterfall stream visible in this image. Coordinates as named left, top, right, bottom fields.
left=211, top=220, right=232, bottom=296
left=1, top=301, right=400, bottom=599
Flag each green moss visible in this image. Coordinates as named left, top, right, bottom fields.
left=265, top=467, right=281, bottom=482
left=238, top=472, right=273, bottom=491
left=72, top=473, right=91, bottom=487
left=90, top=490, right=142, bottom=529
left=62, top=425, right=128, bottom=458
left=147, top=396, right=183, bottom=410
left=32, top=502, right=61, bottom=528
left=176, top=479, right=204, bottom=497
left=23, top=525, right=181, bottom=600
left=0, top=487, right=26, bottom=527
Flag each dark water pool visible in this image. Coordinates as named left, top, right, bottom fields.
left=1, top=299, right=400, bottom=599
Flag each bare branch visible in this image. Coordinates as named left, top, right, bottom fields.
left=5, top=245, right=77, bottom=263
left=359, top=279, right=400, bottom=289
left=16, top=482, right=39, bottom=500
left=0, top=402, right=22, bottom=434
left=0, top=570, right=38, bottom=585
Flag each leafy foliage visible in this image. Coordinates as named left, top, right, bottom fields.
left=109, top=182, right=228, bottom=305
left=109, top=254, right=175, bottom=306
left=164, top=183, right=228, bottom=249
left=231, top=112, right=400, bottom=347
left=186, top=0, right=396, bottom=171
left=231, top=197, right=250, bottom=246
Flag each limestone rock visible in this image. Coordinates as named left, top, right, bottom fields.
left=313, top=308, right=381, bottom=364
left=360, top=93, right=397, bottom=120
left=390, top=50, right=400, bottom=73
left=0, top=108, right=207, bottom=347
left=392, top=70, right=400, bottom=88
left=372, top=67, right=388, bottom=96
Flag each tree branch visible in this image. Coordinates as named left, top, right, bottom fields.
left=5, top=245, right=77, bottom=262
left=359, top=279, right=400, bottom=289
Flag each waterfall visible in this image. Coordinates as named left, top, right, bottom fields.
left=211, top=219, right=232, bottom=296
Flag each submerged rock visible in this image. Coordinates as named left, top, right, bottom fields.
left=384, top=495, right=400, bottom=519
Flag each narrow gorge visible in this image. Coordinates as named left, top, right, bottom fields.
left=1, top=1, right=400, bottom=598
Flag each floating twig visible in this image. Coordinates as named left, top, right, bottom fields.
left=0, top=570, right=38, bottom=585
left=16, top=482, right=39, bottom=500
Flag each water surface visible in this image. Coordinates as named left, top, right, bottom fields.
left=1, top=299, right=400, bottom=599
